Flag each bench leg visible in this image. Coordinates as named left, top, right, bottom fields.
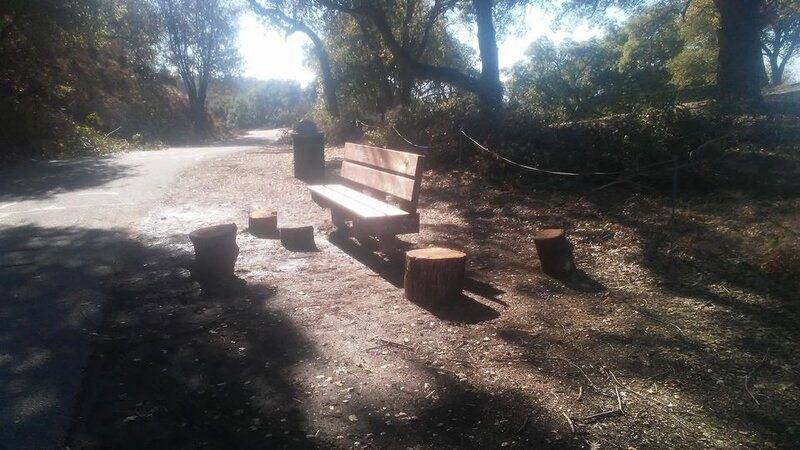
left=331, top=210, right=349, bottom=231
left=378, top=235, right=402, bottom=256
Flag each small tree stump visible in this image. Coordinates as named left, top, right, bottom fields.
left=249, top=209, right=278, bottom=237
left=188, top=223, right=239, bottom=281
left=404, top=247, right=466, bottom=304
left=280, top=225, right=316, bottom=251
left=534, top=228, right=575, bottom=278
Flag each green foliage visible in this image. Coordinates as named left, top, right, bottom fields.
left=318, top=2, right=475, bottom=122
left=208, top=78, right=313, bottom=129
left=507, top=37, right=625, bottom=121
left=0, top=0, right=193, bottom=162
left=667, top=0, right=718, bottom=87
left=505, top=2, right=724, bottom=123
left=617, top=5, right=682, bottom=90
left=762, top=0, right=800, bottom=84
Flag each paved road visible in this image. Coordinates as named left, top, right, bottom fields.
left=0, top=129, right=284, bottom=449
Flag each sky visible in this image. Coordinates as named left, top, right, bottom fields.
left=237, top=5, right=609, bottom=85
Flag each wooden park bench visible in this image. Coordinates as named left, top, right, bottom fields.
left=308, top=143, right=423, bottom=247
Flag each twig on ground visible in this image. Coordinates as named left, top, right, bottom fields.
left=744, top=375, right=760, bottom=405
left=577, top=385, right=584, bottom=402
left=744, top=358, right=768, bottom=405
left=562, top=411, right=576, bottom=432
left=584, top=408, right=623, bottom=423
left=609, top=370, right=687, bottom=412
left=105, top=126, right=122, bottom=137
left=584, top=384, right=625, bottom=423
left=550, top=356, right=602, bottom=392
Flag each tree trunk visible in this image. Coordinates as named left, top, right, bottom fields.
left=404, top=248, right=466, bottom=304
left=714, top=0, right=765, bottom=105
left=769, top=55, right=784, bottom=85
left=184, top=77, right=211, bottom=134
left=473, top=0, right=503, bottom=117
left=294, top=21, right=340, bottom=119
left=357, top=19, right=396, bottom=114
left=248, top=1, right=340, bottom=119
left=397, top=66, right=414, bottom=109
left=310, top=37, right=340, bottom=119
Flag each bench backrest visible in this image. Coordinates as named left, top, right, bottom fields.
left=340, top=142, right=424, bottom=212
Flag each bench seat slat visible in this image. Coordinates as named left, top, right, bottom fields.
left=308, top=185, right=409, bottom=219
left=324, top=184, right=408, bottom=217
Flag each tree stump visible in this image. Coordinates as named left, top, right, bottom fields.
left=404, top=247, right=466, bottom=304
left=534, top=228, right=575, bottom=278
left=249, top=209, right=278, bottom=237
left=188, top=223, right=239, bottom=282
left=280, top=225, right=316, bottom=251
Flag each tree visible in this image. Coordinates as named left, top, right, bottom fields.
left=318, top=0, right=471, bottom=119
left=249, top=0, right=340, bottom=118
left=713, top=0, right=765, bottom=104
left=761, top=0, right=800, bottom=85
left=315, top=0, right=511, bottom=118
left=617, top=4, right=683, bottom=91
left=508, top=37, right=623, bottom=120
left=154, top=0, right=240, bottom=133
left=563, top=0, right=766, bottom=105
left=667, top=0, right=719, bottom=87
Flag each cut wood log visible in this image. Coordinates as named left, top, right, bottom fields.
left=248, top=209, right=278, bottom=237
left=534, top=228, right=575, bottom=278
left=404, top=247, right=466, bottom=304
left=280, top=225, right=316, bottom=251
left=188, top=223, right=239, bottom=281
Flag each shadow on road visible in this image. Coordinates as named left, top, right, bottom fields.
left=0, top=225, right=315, bottom=448
left=0, top=159, right=134, bottom=203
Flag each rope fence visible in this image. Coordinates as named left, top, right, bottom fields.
left=355, top=119, right=734, bottom=181
left=355, top=119, right=433, bottom=149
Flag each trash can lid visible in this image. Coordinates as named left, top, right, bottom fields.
left=294, top=119, right=319, bottom=135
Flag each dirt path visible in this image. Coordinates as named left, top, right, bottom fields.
left=67, top=142, right=800, bottom=449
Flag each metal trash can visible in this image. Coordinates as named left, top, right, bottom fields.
left=292, top=120, right=325, bottom=182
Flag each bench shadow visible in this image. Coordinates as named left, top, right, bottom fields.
left=328, top=232, right=501, bottom=324
left=327, top=231, right=406, bottom=287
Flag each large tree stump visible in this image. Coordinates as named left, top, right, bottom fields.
left=249, top=209, right=278, bottom=237
left=280, top=225, right=316, bottom=251
left=188, top=223, right=239, bottom=282
left=404, top=247, right=466, bottom=304
left=534, top=228, right=575, bottom=278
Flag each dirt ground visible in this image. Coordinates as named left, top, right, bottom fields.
left=67, top=142, right=800, bottom=449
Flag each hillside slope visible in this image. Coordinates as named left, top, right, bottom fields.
left=0, top=1, right=194, bottom=163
